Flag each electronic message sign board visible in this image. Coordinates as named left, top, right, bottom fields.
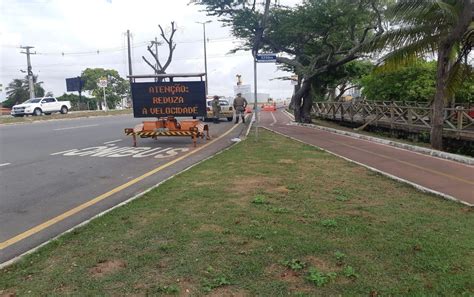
left=131, top=81, right=206, bottom=118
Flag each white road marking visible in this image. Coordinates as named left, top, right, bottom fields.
left=282, top=110, right=295, bottom=120
left=51, top=144, right=188, bottom=159
left=103, top=139, right=123, bottom=144
left=0, top=163, right=11, bottom=167
left=270, top=112, right=277, bottom=126
left=53, top=124, right=99, bottom=131
left=50, top=149, right=78, bottom=155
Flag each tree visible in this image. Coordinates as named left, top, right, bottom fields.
left=373, top=0, right=473, bottom=149
left=361, top=60, right=437, bottom=102
left=142, top=22, right=177, bottom=76
left=361, top=60, right=474, bottom=103
left=193, top=0, right=274, bottom=111
left=324, top=60, right=374, bottom=101
left=57, top=93, right=95, bottom=110
left=81, top=68, right=130, bottom=110
left=3, top=75, right=45, bottom=108
left=195, top=0, right=386, bottom=122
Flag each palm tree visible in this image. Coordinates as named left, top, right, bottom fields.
left=5, top=79, right=28, bottom=107
left=374, top=0, right=473, bottom=150
left=4, top=76, right=45, bottom=107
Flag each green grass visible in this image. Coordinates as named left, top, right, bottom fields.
left=0, top=109, right=132, bottom=124
left=0, top=130, right=472, bottom=296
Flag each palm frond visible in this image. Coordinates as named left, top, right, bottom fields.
left=371, top=24, right=437, bottom=51
left=435, top=1, right=460, bottom=24
left=388, top=0, right=436, bottom=20
left=376, top=35, right=440, bottom=72
left=388, top=0, right=457, bottom=28
left=446, top=61, right=464, bottom=101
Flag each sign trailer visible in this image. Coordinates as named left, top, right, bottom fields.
left=124, top=73, right=210, bottom=147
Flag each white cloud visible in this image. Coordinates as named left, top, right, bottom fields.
left=0, top=0, right=300, bottom=101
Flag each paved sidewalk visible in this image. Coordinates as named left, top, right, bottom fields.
left=260, top=110, right=474, bottom=206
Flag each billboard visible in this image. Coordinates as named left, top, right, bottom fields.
left=131, top=81, right=206, bottom=118
left=66, top=77, right=84, bottom=92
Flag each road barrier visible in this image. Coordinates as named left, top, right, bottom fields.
left=125, top=117, right=210, bottom=147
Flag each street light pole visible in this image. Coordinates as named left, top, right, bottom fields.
left=197, top=21, right=211, bottom=96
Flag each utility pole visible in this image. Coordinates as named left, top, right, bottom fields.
left=197, top=21, right=211, bottom=96
left=126, top=30, right=133, bottom=108
left=127, top=30, right=133, bottom=80
left=20, top=46, right=36, bottom=99
left=150, top=37, right=162, bottom=81
left=253, top=51, right=258, bottom=140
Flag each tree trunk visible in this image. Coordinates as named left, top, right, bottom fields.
left=430, top=0, right=472, bottom=150
left=431, top=45, right=450, bottom=150
left=301, top=93, right=313, bottom=123
left=292, top=79, right=311, bottom=122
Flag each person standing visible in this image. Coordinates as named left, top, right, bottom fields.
left=233, top=93, right=248, bottom=124
left=211, top=95, right=221, bottom=124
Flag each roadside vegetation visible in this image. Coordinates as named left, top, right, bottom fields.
left=0, top=109, right=132, bottom=125
left=195, top=0, right=473, bottom=150
left=1, top=130, right=472, bottom=296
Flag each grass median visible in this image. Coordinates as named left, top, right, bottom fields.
left=0, top=130, right=472, bottom=296
left=0, top=109, right=132, bottom=125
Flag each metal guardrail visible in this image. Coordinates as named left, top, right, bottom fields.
left=313, top=101, right=474, bottom=140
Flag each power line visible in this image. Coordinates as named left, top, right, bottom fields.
left=0, top=53, right=250, bottom=75
left=0, top=36, right=235, bottom=57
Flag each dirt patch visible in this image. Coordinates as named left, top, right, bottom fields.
left=198, top=224, right=225, bottom=233
left=178, top=279, right=197, bottom=296
left=190, top=181, right=214, bottom=187
left=232, top=177, right=280, bottom=195
left=89, top=260, right=127, bottom=277
left=207, top=287, right=249, bottom=297
left=273, top=186, right=290, bottom=195
left=232, top=195, right=252, bottom=208
left=277, top=159, right=296, bottom=164
left=342, top=210, right=376, bottom=221
left=264, top=264, right=313, bottom=292
left=0, top=290, right=16, bottom=297
left=305, top=256, right=336, bottom=273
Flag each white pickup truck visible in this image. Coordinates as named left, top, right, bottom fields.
left=11, top=97, right=71, bottom=117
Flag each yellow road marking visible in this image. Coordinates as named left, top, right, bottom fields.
left=0, top=123, right=240, bottom=250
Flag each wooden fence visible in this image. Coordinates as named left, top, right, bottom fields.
left=313, top=101, right=474, bottom=141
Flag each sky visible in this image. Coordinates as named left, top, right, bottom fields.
left=0, top=0, right=300, bottom=102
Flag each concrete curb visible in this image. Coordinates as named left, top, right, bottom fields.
left=245, top=113, right=256, bottom=138
left=0, top=112, right=133, bottom=126
left=282, top=110, right=474, bottom=166
left=262, top=126, right=472, bottom=207
left=0, top=123, right=248, bottom=269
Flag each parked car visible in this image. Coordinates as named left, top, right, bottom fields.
left=11, top=97, right=71, bottom=117
left=205, top=98, right=234, bottom=122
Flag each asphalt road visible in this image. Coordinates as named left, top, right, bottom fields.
left=0, top=114, right=245, bottom=264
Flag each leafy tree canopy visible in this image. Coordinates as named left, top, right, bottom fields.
left=361, top=60, right=474, bottom=103
left=81, top=68, right=130, bottom=109
left=57, top=93, right=96, bottom=110
left=195, top=0, right=386, bottom=122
